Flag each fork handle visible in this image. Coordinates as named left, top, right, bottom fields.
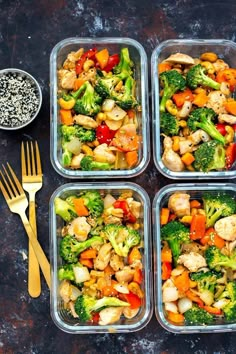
left=28, top=199, right=41, bottom=297
left=20, top=213, right=51, bottom=290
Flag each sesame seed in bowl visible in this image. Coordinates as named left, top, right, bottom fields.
left=0, top=68, right=42, bottom=130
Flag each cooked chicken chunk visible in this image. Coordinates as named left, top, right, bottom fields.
left=110, top=252, right=124, bottom=271
left=115, top=266, right=134, bottom=283
left=212, top=59, right=229, bottom=72
left=73, top=114, right=98, bottom=129
left=168, top=192, right=191, bottom=217
left=189, top=129, right=211, bottom=145
left=162, top=136, right=185, bottom=172
left=206, top=91, right=227, bottom=115
left=58, top=69, right=77, bottom=90
left=94, top=243, right=112, bottom=270
left=218, top=114, right=236, bottom=125
left=93, top=143, right=116, bottom=164
left=68, top=216, right=91, bottom=241
left=177, top=252, right=207, bottom=272
left=214, top=215, right=236, bottom=241
left=70, top=153, right=85, bottom=169
left=63, top=48, right=84, bottom=70
left=99, top=307, right=124, bottom=325
left=165, top=53, right=195, bottom=65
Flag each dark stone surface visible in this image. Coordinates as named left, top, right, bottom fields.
left=0, top=0, right=236, bottom=353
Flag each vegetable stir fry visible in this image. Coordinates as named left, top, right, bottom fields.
left=55, top=190, right=144, bottom=325
left=158, top=52, right=236, bottom=172
left=58, top=47, right=140, bottom=171
left=160, top=191, right=236, bottom=325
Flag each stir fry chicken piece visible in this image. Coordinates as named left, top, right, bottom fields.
left=162, top=136, right=185, bottom=172
left=218, top=113, right=236, bottom=124
left=123, top=307, right=139, bottom=319
left=79, top=67, right=97, bottom=83
left=58, top=69, right=77, bottom=90
left=177, top=252, right=207, bottom=272
left=188, top=129, right=211, bottom=145
left=165, top=53, right=195, bottom=65
left=70, top=153, right=85, bottom=169
left=212, top=59, right=229, bottom=72
left=214, top=215, right=236, bottom=241
left=206, top=91, right=227, bottom=115
left=94, top=243, right=113, bottom=270
left=93, top=143, right=116, bottom=164
left=99, top=307, right=124, bottom=326
left=179, top=130, right=211, bottom=155
left=110, top=251, right=124, bottom=271
left=73, top=114, right=98, bottom=129
left=168, top=192, right=191, bottom=217
left=63, top=48, right=84, bottom=70
left=126, top=198, right=141, bottom=218
left=103, top=214, right=122, bottom=225
left=68, top=216, right=91, bottom=241
left=115, top=266, right=135, bottom=283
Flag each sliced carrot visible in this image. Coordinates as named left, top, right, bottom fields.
left=128, top=246, right=142, bottom=265
left=133, top=268, right=143, bottom=284
left=158, top=62, right=172, bottom=74
left=224, top=100, right=236, bottom=115
left=73, top=78, right=86, bottom=91
left=186, top=290, right=204, bottom=307
left=167, top=311, right=184, bottom=323
left=95, top=48, right=109, bottom=69
left=203, top=305, right=223, bottom=315
left=172, top=88, right=194, bottom=107
left=200, top=227, right=225, bottom=249
left=59, top=109, right=73, bottom=125
left=161, top=247, right=172, bottom=263
left=79, top=258, right=93, bottom=268
left=160, top=207, right=170, bottom=226
left=192, top=91, right=208, bottom=107
left=73, top=198, right=89, bottom=217
left=181, top=152, right=195, bottom=166
left=125, top=150, right=138, bottom=168
left=127, top=109, right=136, bottom=119
left=173, top=270, right=190, bottom=293
left=101, top=280, right=118, bottom=297
left=162, top=262, right=172, bottom=280
left=80, top=248, right=97, bottom=259
left=190, top=200, right=201, bottom=209
left=216, top=68, right=236, bottom=91
left=190, top=214, right=206, bottom=240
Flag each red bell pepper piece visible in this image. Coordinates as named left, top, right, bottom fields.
left=113, top=199, right=136, bottom=223
left=103, top=53, right=120, bottom=72
left=225, top=143, right=236, bottom=169
left=75, top=48, right=97, bottom=75
left=133, top=268, right=143, bottom=284
left=124, top=292, right=141, bottom=309
left=215, top=123, right=227, bottom=136
left=96, top=124, right=116, bottom=145
left=161, top=262, right=172, bottom=280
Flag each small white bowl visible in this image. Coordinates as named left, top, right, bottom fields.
left=0, top=68, right=42, bottom=130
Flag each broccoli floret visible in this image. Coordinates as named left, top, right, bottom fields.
left=218, top=282, right=236, bottom=321
left=59, top=235, right=103, bottom=263
left=187, top=108, right=225, bottom=145
left=102, top=224, right=141, bottom=257
left=186, top=64, right=220, bottom=90
left=54, top=197, right=77, bottom=222
left=80, top=155, right=112, bottom=171
left=111, top=76, right=137, bottom=110
left=73, top=81, right=102, bottom=116
left=58, top=263, right=78, bottom=281
left=60, top=124, right=76, bottom=141
left=193, top=140, right=226, bottom=172
left=190, top=270, right=222, bottom=304
left=113, top=47, right=133, bottom=77
left=205, top=246, right=236, bottom=271
left=159, top=70, right=186, bottom=112
left=202, top=192, right=236, bottom=228
left=184, top=304, right=214, bottom=325
left=60, top=124, right=96, bottom=143
left=161, top=221, right=190, bottom=265
left=160, top=111, right=180, bottom=136
left=76, top=127, right=96, bottom=142
left=95, top=75, right=124, bottom=98
left=80, top=190, right=104, bottom=217
left=74, top=294, right=130, bottom=322
left=61, top=145, right=73, bottom=167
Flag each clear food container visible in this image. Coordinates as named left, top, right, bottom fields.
left=50, top=37, right=149, bottom=178
left=49, top=182, right=152, bottom=333
left=151, top=39, right=236, bottom=179
left=153, top=183, right=236, bottom=333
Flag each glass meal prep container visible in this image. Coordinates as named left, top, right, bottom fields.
left=49, top=182, right=153, bottom=334
left=151, top=39, right=236, bottom=179
left=50, top=37, right=150, bottom=179
left=153, top=183, right=236, bottom=333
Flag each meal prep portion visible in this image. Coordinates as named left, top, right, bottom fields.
left=57, top=47, right=140, bottom=171
left=160, top=191, right=236, bottom=326
left=159, top=51, right=236, bottom=173
left=55, top=190, right=144, bottom=326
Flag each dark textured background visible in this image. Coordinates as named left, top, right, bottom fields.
left=0, top=0, right=236, bottom=353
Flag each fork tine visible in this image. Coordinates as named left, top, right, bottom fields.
left=0, top=174, right=11, bottom=200
left=30, top=142, right=36, bottom=175
left=21, top=142, right=27, bottom=177
left=7, top=162, right=24, bottom=194
left=26, top=142, right=31, bottom=176
left=35, top=141, right=42, bottom=175
left=2, top=164, right=19, bottom=196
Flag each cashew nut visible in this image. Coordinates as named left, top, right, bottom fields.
left=83, top=59, right=95, bottom=72
left=58, top=97, right=76, bottom=110
left=166, top=99, right=178, bottom=115
left=220, top=82, right=231, bottom=96
left=200, top=52, right=218, bottom=63
left=201, top=61, right=215, bottom=75
left=225, top=125, right=235, bottom=143
left=178, top=100, right=192, bottom=118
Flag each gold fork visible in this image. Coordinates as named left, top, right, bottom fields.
left=0, top=163, right=51, bottom=289
left=21, top=141, right=42, bottom=297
